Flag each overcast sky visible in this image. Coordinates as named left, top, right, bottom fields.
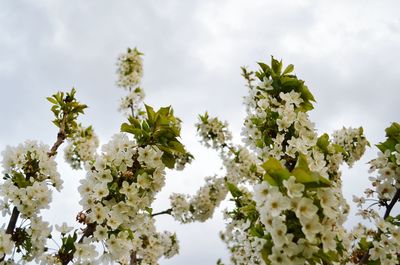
left=1, top=0, right=400, bottom=264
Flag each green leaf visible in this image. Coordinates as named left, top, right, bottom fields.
left=317, top=173, right=331, bottom=186
left=280, top=76, right=299, bottom=87
left=291, top=168, right=318, bottom=183
left=263, top=173, right=278, bottom=186
left=158, top=106, right=171, bottom=116
left=282, top=64, right=294, bottom=75
left=249, top=223, right=264, bottom=237
left=121, top=123, right=143, bottom=139
left=271, top=56, right=282, bottom=76
left=296, top=154, right=310, bottom=171
left=332, top=144, right=345, bottom=154
left=317, top=133, right=330, bottom=153
left=385, top=122, right=400, bottom=138
left=128, top=117, right=141, bottom=129
left=261, top=157, right=283, bottom=172
left=145, top=104, right=156, bottom=126
left=64, top=232, right=77, bottom=251
left=226, top=182, right=242, bottom=198
left=46, top=97, right=57, bottom=104
left=12, top=172, right=30, bottom=188
left=262, top=157, right=291, bottom=185
left=299, top=101, right=314, bottom=112
left=167, top=140, right=185, bottom=153
left=315, top=249, right=338, bottom=264
left=255, top=71, right=265, bottom=81
left=257, top=62, right=271, bottom=74
left=291, top=154, right=331, bottom=187
left=299, top=84, right=316, bottom=102
left=161, top=152, right=175, bottom=169
left=260, top=242, right=272, bottom=265
left=145, top=207, right=153, bottom=215
left=269, top=169, right=291, bottom=183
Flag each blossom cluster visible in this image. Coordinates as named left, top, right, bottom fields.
left=170, top=176, right=227, bottom=223
left=367, top=143, right=400, bottom=201
left=196, top=112, right=232, bottom=149
left=0, top=227, right=13, bottom=258
left=221, top=60, right=371, bottom=264
left=220, top=189, right=266, bottom=265
left=332, top=126, right=369, bottom=167
left=2, top=50, right=399, bottom=265
left=116, top=47, right=143, bottom=89
left=0, top=141, right=62, bottom=216
left=119, top=87, right=146, bottom=117
left=64, top=124, right=99, bottom=169
left=0, top=141, right=61, bottom=260
left=116, top=48, right=146, bottom=117
left=349, top=123, right=400, bottom=264
left=71, top=133, right=179, bottom=263
left=188, top=59, right=371, bottom=264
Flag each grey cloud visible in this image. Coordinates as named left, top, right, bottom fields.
left=1, top=1, right=400, bottom=264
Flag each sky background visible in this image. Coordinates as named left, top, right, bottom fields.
left=0, top=0, right=400, bottom=264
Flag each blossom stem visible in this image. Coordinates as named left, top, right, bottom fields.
left=129, top=86, right=136, bottom=118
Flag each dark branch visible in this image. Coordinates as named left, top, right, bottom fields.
left=151, top=208, right=172, bottom=217
left=383, top=188, right=400, bottom=219
left=48, top=114, right=67, bottom=157
left=130, top=251, right=137, bottom=265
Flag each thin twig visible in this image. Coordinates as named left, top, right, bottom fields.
left=151, top=208, right=172, bottom=217
left=130, top=251, right=137, bottom=265
left=48, top=114, right=67, bottom=157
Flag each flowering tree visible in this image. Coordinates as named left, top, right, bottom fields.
left=0, top=49, right=398, bottom=265
left=0, top=48, right=192, bottom=264
left=169, top=58, right=399, bottom=264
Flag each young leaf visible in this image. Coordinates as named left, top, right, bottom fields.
left=282, top=64, right=294, bottom=75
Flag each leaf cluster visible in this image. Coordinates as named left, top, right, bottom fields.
left=47, top=88, right=87, bottom=137
left=256, top=56, right=315, bottom=112
left=57, top=232, right=78, bottom=264
left=262, top=155, right=330, bottom=188
left=377, top=122, right=400, bottom=154
left=3, top=151, right=43, bottom=188
left=226, top=182, right=259, bottom=223
left=316, top=133, right=342, bottom=154
left=121, top=104, right=192, bottom=169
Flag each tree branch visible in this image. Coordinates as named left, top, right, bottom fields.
left=130, top=251, right=137, bottom=265
left=78, top=223, right=96, bottom=243
left=48, top=114, right=67, bottom=157
left=383, top=188, right=400, bottom=219
left=151, top=208, right=172, bottom=217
